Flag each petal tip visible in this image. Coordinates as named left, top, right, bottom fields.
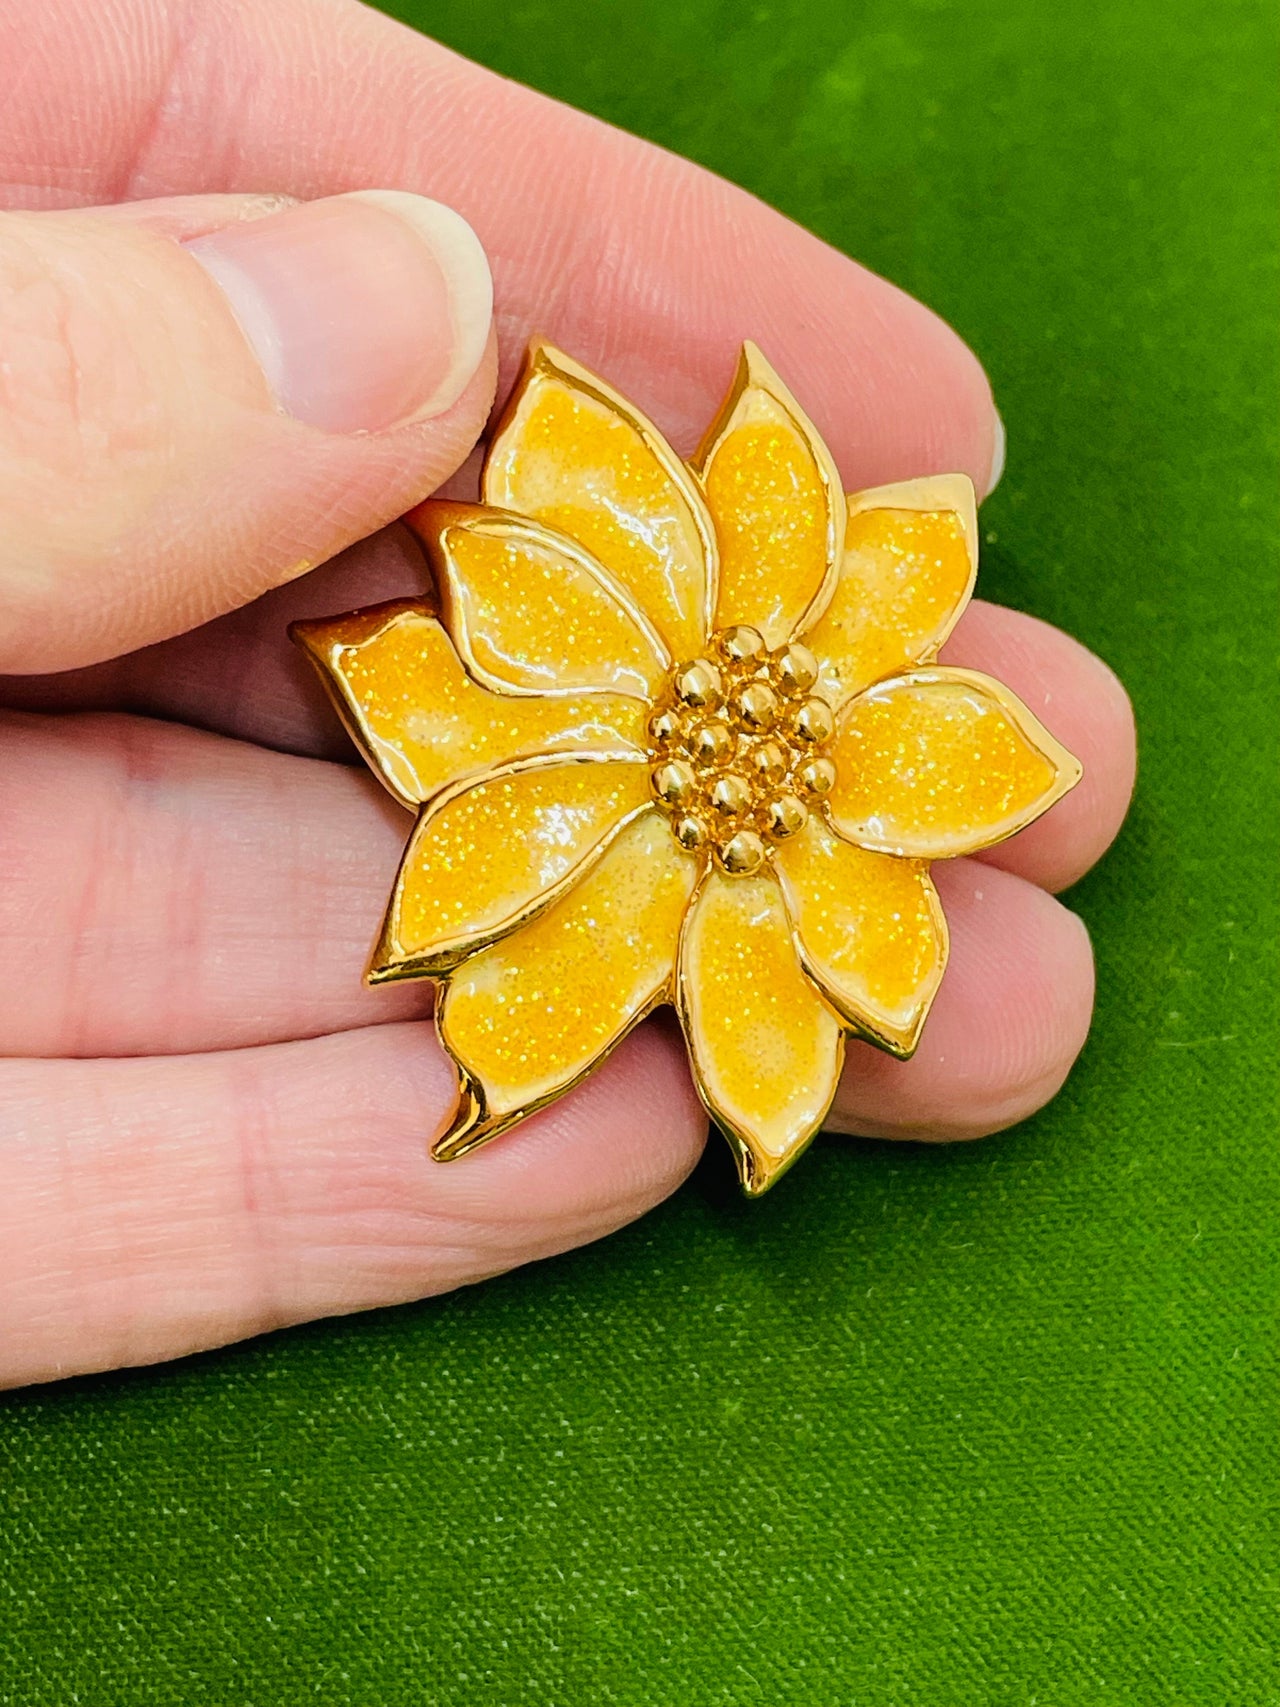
left=287, top=612, right=350, bottom=660
left=431, top=1066, right=502, bottom=1162
left=724, top=1122, right=819, bottom=1197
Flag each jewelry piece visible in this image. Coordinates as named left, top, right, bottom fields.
left=292, top=341, right=1080, bottom=1193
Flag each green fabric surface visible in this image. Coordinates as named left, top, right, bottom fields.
left=3, top=0, right=1276, bottom=1701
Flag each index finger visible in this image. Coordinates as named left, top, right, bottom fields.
left=0, top=0, right=1000, bottom=495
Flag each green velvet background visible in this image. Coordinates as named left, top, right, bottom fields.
left=2, top=0, right=1276, bottom=1701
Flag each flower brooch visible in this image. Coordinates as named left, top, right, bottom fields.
left=293, top=342, right=1080, bottom=1193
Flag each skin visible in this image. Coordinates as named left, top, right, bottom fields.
left=0, top=0, right=1135, bottom=1389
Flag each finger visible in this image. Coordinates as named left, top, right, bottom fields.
left=939, top=601, right=1136, bottom=891
left=0, top=710, right=418, bottom=1058
left=0, top=0, right=1000, bottom=495
left=0, top=1022, right=706, bottom=1387
left=1, top=709, right=1094, bottom=1154
left=0, top=190, right=495, bottom=672
left=0, top=585, right=1136, bottom=906
left=0, top=525, right=434, bottom=758
left=831, top=859, right=1095, bottom=1142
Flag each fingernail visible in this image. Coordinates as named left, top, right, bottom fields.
left=185, top=190, right=492, bottom=434
left=986, top=408, right=1006, bottom=496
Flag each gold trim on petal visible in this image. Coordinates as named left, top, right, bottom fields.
left=694, top=342, right=847, bottom=648
left=483, top=340, right=718, bottom=658
left=677, top=860, right=844, bottom=1195
left=291, top=599, right=648, bottom=808
left=802, top=475, right=978, bottom=711
left=433, top=810, right=698, bottom=1158
left=845, top=474, right=979, bottom=569
left=772, top=813, right=948, bottom=1059
left=368, top=752, right=652, bottom=983
left=826, top=667, right=1083, bottom=860
left=409, top=501, right=670, bottom=700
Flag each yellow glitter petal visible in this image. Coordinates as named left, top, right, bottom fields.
left=773, top=814, right=947, bottom=1057
left=410, top=504, right=669, bottom=700
left=436, top=810, right=698, bottom=1156
left=291, top=600, right=647, bottom=808
left=370, top=757, right=652, bottom=980
left=484, top=343, right=716, bottom=659
left=678, top=864, right=844, bottom=1194
left=802, top=476, right=977, bottom=710
left=296, top=339, right=1086, bottom=1195
left=827, top=668, right=1083, bottom=859
left=696, top=343, right=846, bottom=648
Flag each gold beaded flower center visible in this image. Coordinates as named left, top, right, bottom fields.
left=647, top=624, right=837, bottom=875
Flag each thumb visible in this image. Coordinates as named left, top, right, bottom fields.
left=0, top=191, right=495, bottom=673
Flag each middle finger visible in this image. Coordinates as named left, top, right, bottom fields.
left=1, top=708, right=1095, bottom=1148
left=0, top=531, right=1135, bottom=894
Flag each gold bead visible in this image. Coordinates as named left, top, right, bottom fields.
left=714, top=624, right=767, bottom=666
left=649, top=706, right=682, bottom=746
left=673, top=813, right=709, bottom=850
left=651, top=758, right=697, bottom=807
left=673, top=658, right=723, bottom=711
left=734, top=680, right=780, bottom=731
left=773, top=641, right=819, bottom=696
left=690, top=718, right=733, bottom=766
left=709, top=771, right=752, bottom=818
left=796, top=756, right=837, bottom=797
left=717, top=829, right=766, bottom=875
left=745, top=739, right=787, bottom=785
left=793, top=696, right=835, bottom=744
left=764, top=793, right=808, bottom=840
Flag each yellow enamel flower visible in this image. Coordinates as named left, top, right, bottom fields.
left=293, top=342, right=1080, bottom=1194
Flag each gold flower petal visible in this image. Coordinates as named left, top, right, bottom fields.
left=772, top=813, right=947, bottom=1058
left=369, top=755, right=652, bottom=981
left=802, top=475, right=978, bottom=711
left=410, top=503, right=670, bottom=701
left=435, top=810, right=698, bottom=1158
left=483, top=341, right=717, bottom=659
left=695, top=342, right=846, bottom=648
left=827, top=668, right=1083, bottom=859
left=678, top=863, right=844, bottom=1195
left=291, top=600, right=647, bottom=809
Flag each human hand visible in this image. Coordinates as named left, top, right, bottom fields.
left=0, top=0, right=1134, bottom=1388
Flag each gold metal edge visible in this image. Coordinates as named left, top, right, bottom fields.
left=823, top=665, right=1084, bottom=861
left=690, top=342, right=849, bottom=644
left=291, top=600, right=649, bottom=810
left=769, top=841, right=951, bottom=1062
left=430, top=981, right=676, bottom=1164
left=289, top=601, right=439, bottom=812
left=845, top=472, right=980, bottom=569
left=829, top=473, right=980, bottom=671
left=673, top=858, right=845, bottom=1196
left=364, top=752, right=653, bottom=985
left=408, top=499, right=671, bottom=700
left=484, top=338, right=721, bottom=648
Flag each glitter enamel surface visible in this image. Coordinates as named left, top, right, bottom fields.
left=804, top=504, right=974, bottom=708
left=773, top=814, right=945, bottom=1049
left=704, top=393, right=832, bottom=647
left=485, top=363, right=710, bottom=659
left=382, top=759, right=650, bottom=969
left=828, top=670, right=1063, bottom=858
left=680, top=868, right=842, bottom=1180
left=646, top=628, right=834, bottom=870
left=293, top=339, right=1081, bottom=1193
left=441, top=811, right=697, bottom=1119
left=441, top=525, right=666, bottom=699
left=294, top=603, right=646, bottom=806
